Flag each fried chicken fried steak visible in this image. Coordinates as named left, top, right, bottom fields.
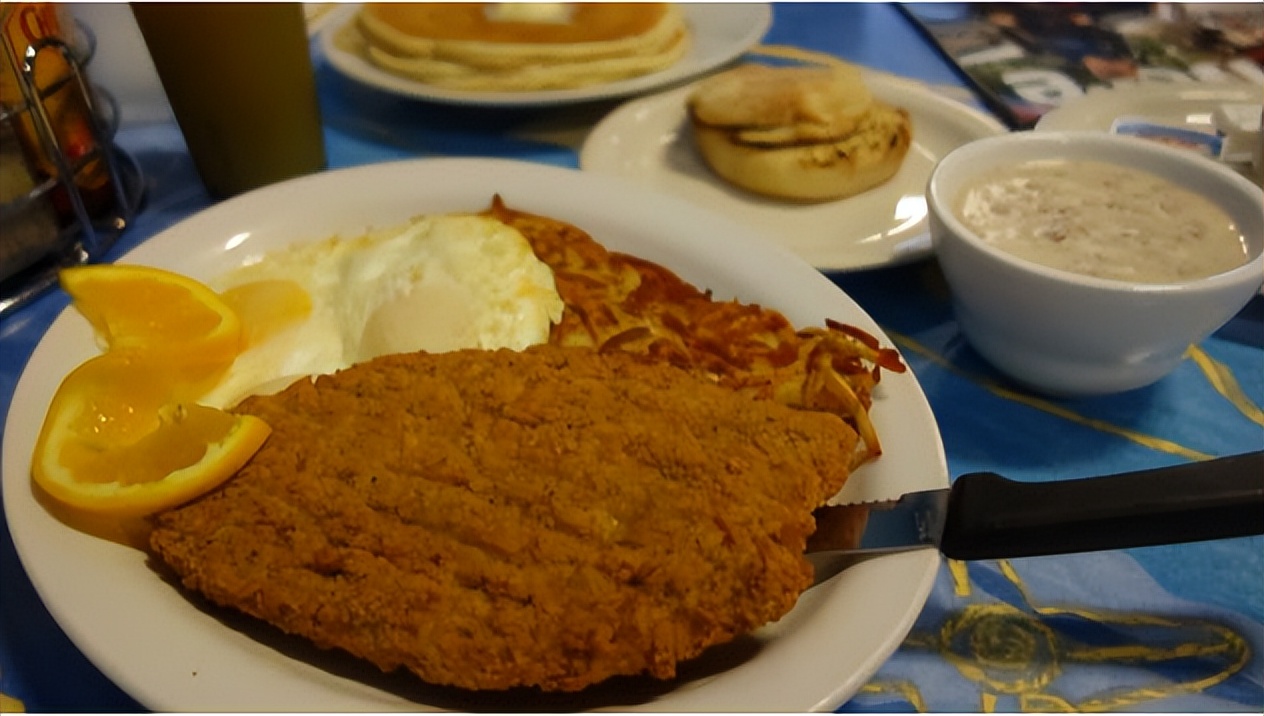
left=150, top=346, right=859, bottom=692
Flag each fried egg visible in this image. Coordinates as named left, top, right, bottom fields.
left=200, top=213, right=564, bottom=409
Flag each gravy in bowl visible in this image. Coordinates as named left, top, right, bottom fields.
left=954, top=159, right=1249, bottom=283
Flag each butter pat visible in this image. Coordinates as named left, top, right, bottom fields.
left=484, top=3, right=575, bottom=24
left=1213, top=103, right=1262, bottom=166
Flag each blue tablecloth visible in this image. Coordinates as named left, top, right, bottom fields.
left=2, top=3, right=1261, bottom=712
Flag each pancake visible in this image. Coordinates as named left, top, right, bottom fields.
left=343, top=3, right=690, bottom=91
left=362, top=3, right=671, bottom=45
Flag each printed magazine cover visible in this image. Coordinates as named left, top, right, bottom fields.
left=901, top=2, right=1264, bottom=129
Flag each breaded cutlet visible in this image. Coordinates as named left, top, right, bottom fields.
left=149, top=345, right=858, bottom=692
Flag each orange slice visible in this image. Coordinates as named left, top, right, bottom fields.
left=59, top=263, right=243, bottom=361
left=33, top=264, right=276, bottom=518
left=32, top=352, right=271, bottom=517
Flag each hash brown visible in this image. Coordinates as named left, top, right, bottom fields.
left=486, top=196, right=905, bottom=470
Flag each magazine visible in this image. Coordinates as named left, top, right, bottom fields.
left=901, top=3, right=1264, bottom=129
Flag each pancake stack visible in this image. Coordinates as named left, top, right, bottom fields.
left=346, top=2, right=690, bottom=91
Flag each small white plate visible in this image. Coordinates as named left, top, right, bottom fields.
left=4, top=158, right=947, bottom=712
left=580, top=74, right=1008, bottom=272
left=319, top=3, right=771, bottom=107
left=1036, top=81, right=1264, bottom=134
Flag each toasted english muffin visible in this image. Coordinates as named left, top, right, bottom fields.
left=688, top=63, right=874, bottom=137
left=687, top=63, right=913, bottom=202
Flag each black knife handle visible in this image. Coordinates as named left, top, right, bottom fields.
left=939, top=451, right=1264, bottom=561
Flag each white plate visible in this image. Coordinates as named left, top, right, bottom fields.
left=580, top=74, right=1008, bottom=272
left=318, top=3, right=772, bottom=107
left=3, top=158, right=947, bottom=712
left=1036, top=81, right=1264, bottom=134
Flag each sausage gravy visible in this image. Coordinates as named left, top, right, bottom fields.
left=954, top=159, right=1249, bottom=283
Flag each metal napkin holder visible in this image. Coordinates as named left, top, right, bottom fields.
left=1, top=24, right=143, bottom=317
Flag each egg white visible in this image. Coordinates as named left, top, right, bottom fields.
left=200, top=214, right=564, bottom=409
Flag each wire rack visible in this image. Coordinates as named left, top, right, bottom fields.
left=1, top=21, right=144, bottom=317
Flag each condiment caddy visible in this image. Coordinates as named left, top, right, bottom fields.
left=1, top=3, right=142, bottom=316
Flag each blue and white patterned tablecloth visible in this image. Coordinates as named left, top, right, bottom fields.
left=2, top=3, right=1261, bottom=712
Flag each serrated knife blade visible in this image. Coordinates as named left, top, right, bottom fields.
left=809, top=450, right=1264, bottom=572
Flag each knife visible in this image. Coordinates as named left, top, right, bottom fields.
left=808, top=450, right=1264, bottom=565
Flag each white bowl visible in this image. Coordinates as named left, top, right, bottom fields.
left=927, top=131, right=1264, bottom=396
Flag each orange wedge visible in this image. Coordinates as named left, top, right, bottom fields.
left=59, top=263, right=243, bottom=363
left=33, top=264, right=273, bottom=518
left=32, top=352, right=270, bottom=517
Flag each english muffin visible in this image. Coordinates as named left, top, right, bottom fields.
left=687, top=63, right=913, bottom=202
